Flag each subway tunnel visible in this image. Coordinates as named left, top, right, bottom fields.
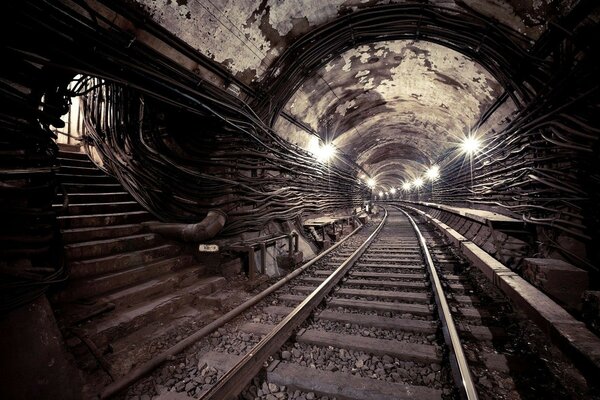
left=1, top=1, right=600, bottom=399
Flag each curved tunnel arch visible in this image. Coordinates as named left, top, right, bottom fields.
left=255, top=3, right=548, bottom=124
left=256, top=3, right=550, bottom=193
left=273, top=39, right=509, bottom=189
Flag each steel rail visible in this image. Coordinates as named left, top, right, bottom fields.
left=397, top=206, right=479, bottom=400
left=100, top=219, right=364, bottom=398
left=201, top=210, right=389, bottom=400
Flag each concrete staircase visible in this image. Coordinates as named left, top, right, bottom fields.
left=51, top=147, right=226, bottom=378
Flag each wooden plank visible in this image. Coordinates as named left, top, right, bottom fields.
left=268, top=362, right=442, bottom=400
left=316, top=310, right=437, bottom=333
left=355, top=263, right=424, bottom=270
left=345, top=279, right=427, bottom=289
left=328, top=298, right=432, bottom=316
left=298, top=330, right=441, bottom=363
left=336, top=288, right=430, bottom=303
left=349, top=271, right=426, bottom=279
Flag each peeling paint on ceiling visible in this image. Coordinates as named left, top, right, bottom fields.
left=127, top=0, right=565, bottom=189
left=131, top=0, right=574, bottom=83
left=274, top=40, right=507, bottom=187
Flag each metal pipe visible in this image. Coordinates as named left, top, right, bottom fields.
left=143, top=209, right=226, bottom=242
left=100, top=219, right=364, bottom=399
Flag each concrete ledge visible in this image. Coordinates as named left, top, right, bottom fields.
left=402, top=204, right=600, bottom=379
left=522, top=258, right=588, bottom=311
left=415, top=201, right=520, bottom=227
left=403, top=207, right=467, bottom=248
left=460, top=242, right=516, bottom=286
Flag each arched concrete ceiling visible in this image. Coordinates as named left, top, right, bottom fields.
left=274, top=40, right=505, bottom=188
left=133, top=0, right=576, bottom=83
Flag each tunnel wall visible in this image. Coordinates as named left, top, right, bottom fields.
left=79, top=81, right=369, bottom=237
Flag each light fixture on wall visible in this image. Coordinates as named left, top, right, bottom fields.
left=460, top=135, right=481, bottom=194
left=426, top=165, right=440, bottom=200
left=316, top=143, right=336, bottom=162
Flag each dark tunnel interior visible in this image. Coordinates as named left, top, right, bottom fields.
left=1, top=1, right=600, bottom=399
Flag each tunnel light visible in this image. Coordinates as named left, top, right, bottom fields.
left=378, top=191, right=384, bottom=197
left=316, top=143, right=336, bottom=162
left=426, top=165, right=440, bottom=180
left=308, top=138, right=336, bottom=163
left=367, top=178, right=376, bottom=188
left=461, top=136, right=481, bottom=154
left=385, top=192, right=389, bottom=196
left=390, top=187, right=397, bottom=195
left=413, top=178, right=424, bottom=188
left=402, top=181, right=411, bottom=191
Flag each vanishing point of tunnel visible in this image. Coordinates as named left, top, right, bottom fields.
left=1, top=1, right=600, bottom=399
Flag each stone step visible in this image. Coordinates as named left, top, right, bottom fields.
left=96, top=263, right=206, bottom=308
left=64, top=233, right=160, bottom=261
left=61, top=182, right=124, bottom=193
left=101, top=306, right=216, bottom=380
left=87, top=276, right=226, bottom=347
left=268, top=362, right=442, bottom=400
left=54, top=192, right=132, bottom=205
left=58, top=210, right=152, bottom=228
left=53, top=255, right=197, bottom=304
left=61, top=224, right=145, bottom=244
left=57, top=173, right=116, bottom=184
left=57, top=157, right=94, bottom=168
left=54, top=201, right=141, bottom=216
left=58, top=165, right=105, bottom=176
left=58, top=150, right=89, bottom=160
left=69, top=243, right=181, bottom=278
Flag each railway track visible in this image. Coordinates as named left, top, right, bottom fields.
left=111, top=206, right=583, bottom=400
left=196, top=207, right=476, bottom=400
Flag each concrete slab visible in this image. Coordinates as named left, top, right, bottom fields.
left=154, top=392, right=195, bottom=400
left=419, top=202, right=520, bottom=225
left=316, top=310, right=437, bottom=333
left=522, top=258, right=589, bottom=311
left=268, top=362, right=442, bottom=400
left=460, top=242, right=516, bottom=286
left=298, top=329, right=441, bottom=363
left=328, top=298, right=432, bottom=316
